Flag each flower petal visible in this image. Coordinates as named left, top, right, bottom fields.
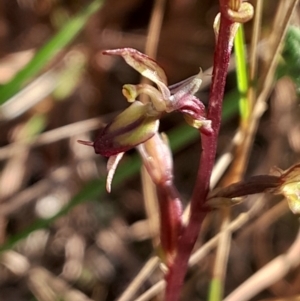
left=137, top=133, right=173, bottom=184
left=106, top=152, right=124, bottom=193
left=103, top=48, right=170, bottom=99
left=122, top=84, right=166, bottom=112
left=174, top=94, right=212, bottom=134
left=169, top=69, right=203, bottom=96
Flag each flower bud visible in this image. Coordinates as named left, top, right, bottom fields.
left=137, top=133, right=173, bottom=185
left=78, top=101, right=160, bottom=157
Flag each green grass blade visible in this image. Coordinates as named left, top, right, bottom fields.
left=234, top=25, right=249, bottom=122
left=0, top=0, right=103, bottom=105
left=208, top=278, right=223, bottom=301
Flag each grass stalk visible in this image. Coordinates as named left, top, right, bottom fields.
left=234, top=25, right=249, bottom=123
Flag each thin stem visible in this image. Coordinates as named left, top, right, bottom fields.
left=141, top=167, right=160, bottom=249
left=0, top=117, right=104, bottom=161
left=208, top=208, right=231, bottom=301
left=207, top=24, right=249, bottom=301
left=248, top=0, right=263, bottom=107
left=134, top=196, right=266, bottom=301
left=156, top=183, right=183, bottom=262
left=144, top=0, right=166, bottom=58
left=164, top=8, right=235, bottom=301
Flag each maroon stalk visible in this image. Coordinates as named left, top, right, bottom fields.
left=164, top=3, right=235, bottom=301
left=138, top=133, right=184, bottom=265
left=157, top=183, right=183, bottom=264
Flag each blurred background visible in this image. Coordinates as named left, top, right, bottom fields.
left=0, top=0, right=300, bottom=300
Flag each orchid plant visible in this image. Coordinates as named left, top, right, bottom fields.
left=78, top=47, right=211, bottom=264
left=79, top=48, right=212, bottom=193
left=78, top=1, right=300, bottom=300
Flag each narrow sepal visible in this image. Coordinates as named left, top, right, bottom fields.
left=106, top=152, right=124, bottom=193
left=103, top=48, right=170, bottom=99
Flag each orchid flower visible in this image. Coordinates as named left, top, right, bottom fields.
left=270, top=164, right=300, bottom=215
left=78, top=48, right=212, bottom=191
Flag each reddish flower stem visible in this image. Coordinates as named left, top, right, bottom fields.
left=157, top=183, right=183, bottom=264
left=164, top=8, right=234, bottom=301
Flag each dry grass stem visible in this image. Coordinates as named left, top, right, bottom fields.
left=134, top=197, right=266, bottom=301
left=0, top=70, right=58, bottom=121
left=134, top=281, right=166, bottom=301
left=141, top=167, right=160, bottom=248
left=117, top=256, right=160, bottom=301
left=238, top=199, right=289, bottom=240
left=224, top=226, right=300, bottom=301
left=0, top=117, right=103, bottom=161
left=210, top=131, right=243, bottom=188
left=247, top=0, right=263, bottom=108
left=144, top=0, right=166, bottom=58
left=212, top=207, right=232, bottom=298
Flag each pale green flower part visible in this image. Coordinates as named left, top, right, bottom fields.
left=271, top=164, right=300, bottom=215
